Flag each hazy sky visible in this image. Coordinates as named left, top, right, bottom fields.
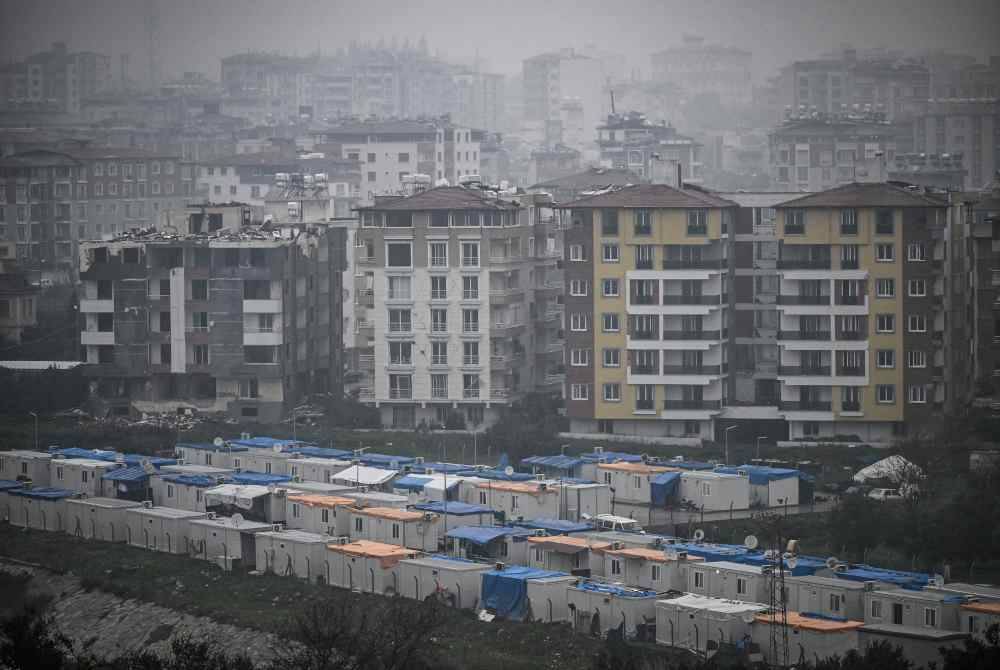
left=1, top=0, right=998, bottom=81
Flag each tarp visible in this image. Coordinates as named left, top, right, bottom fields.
left=101, top=466, right=149, bottom=483
left=575, top=581, right=656, bottom=598
left=289, top=446, right=353, bottom=459
left=456, top=468, right=535, bottom=481
left=9, top=486, right=75, bottom=500
left=0, top=480, right=24, bottom=491
left=204, top=484, right=271, bottom=509
left=231, top=472, right=291, bottom=485
left=834, top=565, right=930, bottom=588
left=412, top=501, right=494, bottom=515
left=716, top=465, right=800, bottom=485
left=160, top=473, right=225, bottom=488
left=738, top=552, right=826, bottom=576
left=393, top=474, right=433, bottom=492
left=480, top=566, right=568, bottom=620
left=358, top=452, right=414, bottom=469
left=331, top=465, right=398, bottom=486
left=446, top=526, right=516, bottom=545
left=512, top=518, right=592, bottom=534
left=650, top=471, right=681, bottom=506
left=579, top=450, right=643, bottom=463
left=669, top=460, right=715, bottom=470
left=521, top=455, right=583, bottom=471
left=664, top=541, right=751, bottom=562
left=229, top=437, right=311, bottom=450
left=416, top=462, right=473, bottom=474
left=853, top=455, right=924, bottom=484
left=175, top=442, right=249, bottom=453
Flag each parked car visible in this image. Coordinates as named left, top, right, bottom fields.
left=868, top=488, right=903, bottom=501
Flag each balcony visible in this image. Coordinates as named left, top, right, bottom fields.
left=81, top=331, right=114, bottom=346
left=835, top=330, right=867, bottom=341
left=661, top=365, right=727, bottom=375
left=630, top=331, right=658, bottom=341
left=663, top=400, right=722, bottom=410
left=834, top=295, right=865, bottom=306
left=777, top=295, right=830, bottom=305
left=836, top=366, right=865, bottom=377
left=357, top=255, right=377, bottom=265
left=777, top=259, right=832, bottom=270
left=388, top=388, right=412, bottom=400
left=79, top=299, right=114, bottom=313
left=778, top=366, right=832, bottom=376
left=463, top=388, right=481, bottom=399
left=661, top=259, right=725, bottom=270
left=661, top=295, right=726, bottom=305
left=841, top=402, right=861, bottom=413
left=778, top=331, right=832, bottom=341
left=780, top=401, right=832, bottom=412
left=630, top=294, right=659, bottom=306
left=490, top=388, right=510, bottom=400
left=661, top=330, right=725, bottom=340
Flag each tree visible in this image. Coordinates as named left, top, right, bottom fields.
left=938, top=624, right=1000, bottom=670
left=810, top=641, right=913, bottom=670
left=0, top=605, right=73, bottom=670
left=483, top=393, right=565, bottom=463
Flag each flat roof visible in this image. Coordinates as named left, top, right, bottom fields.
left=352, top=506, right=425, bottom=522
left=160, top=464, right=233, bottom=475
left=860, top=623, right=968, bottom=640
left=873, top=588, right=963, bottom=603
left=1, top=450, right=52, bottom=460
left=756, top=611, right=864, bottom=632
left=606, top=547, right=705, bottom=563
left=527, top=535, right=611, bottom=553
left=53, top=458, right=114, bottom=468
left=400, top=557, right=494, bottom=571
left=258, top=529, right=329, bottom=543
left=66, top=497, right=142, bottom=509
left=699, top=561, right=766, bottom=574
left=287, top=493, right=354, bottom=508
left=126, top=507, right=207, bottom=519
left=0, top=360, right=82, bottom=371
left=189, top=516, right=272, bottom=531
left=596, top=462, right=677, bottom=474
left=788, top=575, right=867, bottom=590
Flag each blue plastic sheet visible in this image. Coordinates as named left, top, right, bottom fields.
left=650, top=471, right=681, bottom=506
left=480, top=566, right=568, bottom=620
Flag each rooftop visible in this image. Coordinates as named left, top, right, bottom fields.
left=596, top=461, right=678, bottom=475
left=126, top=507, right=206, bottom=519
left=859, top=623, right=968, bottom=640
left=528, top=167, right=643, bottom=193
left=258, top=529, right=329, bottom=543
left=358, top=186, right=518, bottom=212
left=560, top=183, right=737, bottom=209
left=475, top=481, right=557, bottom=495
left=286, top=493, right=354, bottom=509
left=527, top=535, right=611, bottom=554
left=352, top=506, right=426, bottom=522
left=64, top=497, right=143, bottom=510
left=605, top=546, right=705, bottom=563
left=775, top=182, right=948, bottom=209
left=755, top=611, right=864, bottom=632
left=326, top=539, right=418, bottom=567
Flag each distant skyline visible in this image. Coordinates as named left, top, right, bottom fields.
left=1, top=0, right=998, bottom=83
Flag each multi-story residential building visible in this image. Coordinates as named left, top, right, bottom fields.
left=768, top=114, right=909, bottom=192
left=772, top=183, right=948, bottom=441
left=597, top=112, right=702, bottom=184
left=453, top=71, right=506, bottom=133
left=557, top=184, right=737, bottom=441
left=77, top=206, right=345, bottom=422
left=0, top=146, right=188, bottom=280
left=522, top=50, right=610, bottom=148
left=888, top=153, right=967, bottom=190
left=0, top=241, right=38, bottom=343
left=220, top=52, right=316, bottom=123
left=311, top=120, right=482, bottom=201
left=912, top=98, right=998, bottom=189
left=650, top=36, right=753, bottom=107
left=351, top=185, right=563, bottom=428
left=528, top=167, right=643, bottom=204
left=0, top=42, right=112, bottom=115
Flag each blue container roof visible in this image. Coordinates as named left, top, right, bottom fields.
left=231, top=471, right=291, bottom=485
left=512, top=518, right=592, bottom=534
left=412, top=501, right=494, bottom=515
left=9, top=486, right=75, bottom=499
left=101, top=466, right=150, bottom=482
left=446, top=525, right=520, bottom=545
left=521, top=455, right=583, bottom=470
left=579, top=450, right=643, bottom=463
left=456, top=468, right=535, bottom=481
left=416, top=462, right=473, bottom=474
left=716, top=465, right=803, bottom=485
left=160, top=473, right=225, bottom=487
left=358, top=452, right=414, bottom=468
left=176, top=442, right=249, bottom=453
left=394, top=474, right=432, bottom=491
left=288, top=446, right=352, bottom=459
left=576, top=581, right=656, bottom=598
left=229, top=436, right=313, bottom=450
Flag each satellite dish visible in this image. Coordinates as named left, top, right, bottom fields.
left=213, top=437, right=225, bottom=448
left=232, top=513, right=245, bottom=527
left=141, top=458, right=156, bottom=475
left=826, top=556, right=840, bottom=570
left=741, top=612, right=757, bottom=624
left=504, top=466, right=514, bottom=477
left=581, top=513, right=592, bottom=521
left=786, top=556, right=799, bottom=570
left=693, top=529, right=705, bottom=542
left=932, top=574, right=945, bottom=587
left=744, top=535, right=759, bottom=550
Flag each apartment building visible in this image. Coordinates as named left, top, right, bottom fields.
left=78, top=206, right=346, bottom=422
left=0, top=146, right=189, bottom=280
left=352, top=186, right=563, bottom=428
left=0, top=42, right=112, bottom=115
left=912, top=98, right=999, bottom=189
left=597, top=112, right=702, bottom=184
left=310, top=120, right=483, bottom=202
left=650, top=36, right=753, bottom=107
left=558, top=183, right=737, bottom=440
left=773, top=183, right=948, bottom=441
left=0, top=241, right=38, bottom=343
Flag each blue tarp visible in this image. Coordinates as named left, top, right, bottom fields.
left=447, top=526, right=518, bottom=545
left=670, top=461, right=714, bottom=471
left=50, top=448, right=176, bottom=467
left=9, top=486, right=75, bottom=499
left=229, top=437, right=312, bottom=450
left=579, top=450, right=643, bottom=463
left=835, top=565, right=930, bottom=588
left=716, top=465, right=801, bottom=485
left=412, top=501, right=494, bottom=515
left=665, top=541, right=751, bottom=562
left=394, top=474, right=433, bottom=492
left=101, top=466, right=149, bottom=483
left=575, top=581, right=656, bottom=598
left=416, top=462, right=474, bottom=474
left=231, top=472, right=291, bottom=485
left=359, top=452, right=414, bottom=468
left=175, top=442, right=249, bottom=453
left=49, top=447, right=104, bottom=459
left=160, top=474, right=224, bottom=488
left=481, top=566, right=568, bottom=620
left=650, top=471, right=681, bottom=506
left=0, top=480, right=24, bottom=491
left=738, top=552, right=826, bottom=576
left=521, top=455, right=583, bottom=471
left=512, top=518, right=592, bottom=534
left=457, top=468, right=534, bottom=481
left=289, top=446, right=352, bottom=459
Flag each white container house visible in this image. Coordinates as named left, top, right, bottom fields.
left=65, top=497, right=142, bottom=542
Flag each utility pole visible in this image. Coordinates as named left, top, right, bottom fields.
left=724, top=425, right=738, bottom=465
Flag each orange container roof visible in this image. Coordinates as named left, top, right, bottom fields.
left=527, top=535, right=611, bottom=553
left=596, top=462, right=679, bottom=474
left=287, top=493, right=354, bottom=508
left=326, top=539, right=418, bottom=568
left=605, top=547, right=705, bottom=562
left=962, top=601, right=1000, bottom=614
left=755, top=611, right=864, bottom=632
left=353, top=506, right=426, bottom=522
left=475, top=481, right=557, bottom=495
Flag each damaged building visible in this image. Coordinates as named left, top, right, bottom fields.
left=77, top=204, right=346, bottom=422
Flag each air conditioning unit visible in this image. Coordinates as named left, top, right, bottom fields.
left=216, top=476, right=226, bottom=484
left=533, top=529, right=546, bottom=536
left=539, top=483, right=548, bottom=491
left=594, top=446, right=604, bottom=455
left=177, top=459, right=187, bottom=465
left=240, top=432, right=251, bottom=440
left=423, top=513, right=434, bottom=522
left=495, top=562, right=506, bottom=571
left=612, top=542, right=624, bottom=550
left=676, top=551, right=688, bottom=560
left=535, top=473, right=545, bottom=481
left=142, top=500, right=153, bottom=508
left=653, top=537, right=663, bottom=548
left=207, top=512, right=217, bottom=520
left=414, top=456, right=425, bottom=465
left=335, top=536, right=349, bottom=545
left=271, top=523, right=283, bottom=532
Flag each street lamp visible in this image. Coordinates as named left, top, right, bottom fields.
left=723, top=425, right=738, bottom=465
left=756, top=436, right=768, bottom=462
left=28, top=412, right=38, bottom=451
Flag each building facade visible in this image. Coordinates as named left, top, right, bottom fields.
left=597, top=112, right=702, bottom=184
left=77, top=208, right=345, bottom=422
left=352, top=186, right=563, bottom=428
left=912, top=98, right=999, bottom=189
left=650, top=36, right=753, bottom=107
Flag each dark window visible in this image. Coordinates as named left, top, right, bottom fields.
left=386, top=242, right=412, bottom=267
left=160, top=343, right=171, bottom=365
left=250, top=248, right=267, bottom=267
left=97, top=313, right=114, bottom=332
left=191, top=279, right=208, bottom=301
left=122, top=247, right=140, bottom=264
left=193, top=248, right=210, bottom=268
left=97, top=346, right=114, bottom=364
left=224, top=249, right=239, bottom=267
left=244, top=280, right=270, bottom=300
left=244, top=346, right=275, bottom=363
left=601, top=209, right=619, bottom=236
left=159, top=312, right=170, bottom=332
left=159, top=279, right=170, bottom=297
left=241, top=407, right=259, bottom=417
left=876, top=209, right=894, bottom=235
left=97, top=280, right=112, bottom=300
left=208, top=213, right=223, bottom=232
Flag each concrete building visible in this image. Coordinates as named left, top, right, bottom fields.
left=77, top=211, right=345, bottom=422
left=650, top=36, right=753, bottom=107
left=352, top=185, right=564, bottom=428
left=0, top=242, right=38, bottom=343
left=0, top=43, right=111, bottom=115
left=64, top=497, right=141, bottom=542
left=0, top=450, right=53, bottom=485
left=558, top=183, right=736, bottom=441
left=912, top=98, right=998, bottom=189
left=597, top=112, right=702, bottom=184
left=522, top=49, right=611, bottom=151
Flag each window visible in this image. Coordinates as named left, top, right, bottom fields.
left=876, top=314, right=895, bottom=333
left=461, top=242, right=479, bottom=267
left=603, top=349, right=621, bottom=367
left=908, top=314, right=927, bottom=332
left=603, top=383, right=621, bottom=402
left=461, top=374, right=480, bottom=399
left=736, top=578, right=748, bottom=596
left=840, top=209, right=858, bottom=235
left=386, top=242, right=412, bottom=267
left=571, top=349, right=590, bottom=366
left=398, top=152, right=409, bottom=163
left=871, top=600, right=883, bottom=619
left=877, top=350, right=895, bottom=368
left=569, top=244, right=586, bottom=261
left=193, top=345, right=209, bottom=365
left=570, top=384, right=590, bottom=400
left=907, top=350, right=927, bottom=368
left=463, top=341, right=479, bottom=365
left=602, top=243, right=620, bottom=263
left=431, top=341, right=448, bottom=366
left=875, top=209, right=894, bottom=235
left=355, top=517, right=363, bottom=532
left=602, top=278, right=619, bottom=297
left=191, top=279, right=208, bottom=301
left=387, top=275, right=412, bottom=300
left=908, top=279, right=926, bottom=297
left=600, top=209, right=619, bottom=236
left=388, top=309, right=412, bottom=332
left=784, top=209, right=805, bottom=234
left=193, top=312, right=210, bottom=331
left=634, top=209, right=651, bottom=235
left=167, top=485, right=174, bottom=498
left=389, top=374, right=412, bottom=399
left=430, top=276, right=447, bottom=300
left=687, top=210, right=708, bottom=235
left=239, top=378, right=259, bottom=398
left=694, top=571, right=705, bottom=588
left=829, top=594, right=843, bottom=612
left=634, top=245, right=654, bottom=269
left=429, top=242, right=447, bottom=267
left=651, top=564, right=661, bottom=582
left=636, top=384, right=654, bottom=411
left=877, top=384, right=896, bottom=404
left=570, top=313, right=589, bottom=331
left=602, top=313, right=620, bottom=332
left=876, top=244, right=894, bottom=262
left=569, top=279, right=589, bottom=296
left=908, top=243, right=927, bottom=261
left=431, top=309, right=447, bottom=332
left=463, top=276, right=478, bottom=299
left=388, top=341, right=413, bottom=365
left=924, top=608, right=937, bottom=627
left=431, top=374, right=448, bottom=399
left=909, top=385, right=927, bottom=404
left=462, top=309, right=479, bottom=333
left=841, top=245, right=859, bottom=269
left=876, top=278, right=895, bottom=298
left=702, top=483, right=712, bottom=496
